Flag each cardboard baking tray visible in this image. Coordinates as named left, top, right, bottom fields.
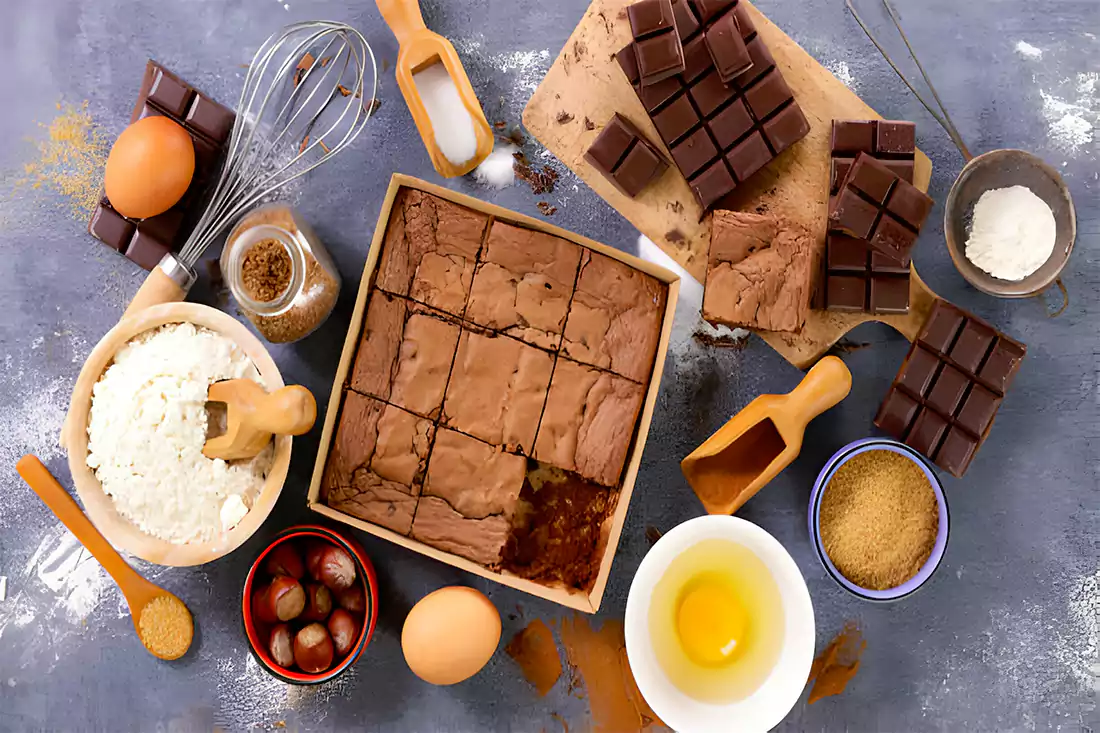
left=307, top=174, right=680, bottom=613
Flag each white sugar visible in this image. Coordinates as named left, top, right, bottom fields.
left=413, top=64, right=478, bottom=166
left=474, top=144, right=516, bottom=188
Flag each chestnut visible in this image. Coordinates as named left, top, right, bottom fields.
left=264, top=576, right=306, bottom=622
left=252, top=587, right=278, bottom=625
left=265, top=543, right=305, bottom=579
left=294, top=622, right=334, bottom=673
left=306, top=543, right=356, bottom=591
left=301, top=583, right=333, bottom=622
left=327, top=609, right=358, bottom=657
left=336, top=585, right=365, bottom=614
left=269, top=623, right=294, bottom=668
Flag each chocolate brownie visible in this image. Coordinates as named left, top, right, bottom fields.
left=323, top=392, right=434, bottom=534
left=533, top=358, right=645, bottom=487
left=465, top=222, right=583, bottom=349
left=376, top=189, right=489, bottom=314
left=410, top=496, right=512, bottom=566
left=442, top=329, right=554, bottom=455
left=422, top=429, right=526, bottom=519
left=702, top=210, right=814, bottom=333
left=562, top=250, right=666, bottom=383
left=349, top=293, right=460, bottom=420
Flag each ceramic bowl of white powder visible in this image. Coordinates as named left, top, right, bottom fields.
left=62, top=302, right=292, bottom=566
left=944, top=148, right=1075, bottom=298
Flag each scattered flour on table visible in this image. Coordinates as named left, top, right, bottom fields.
left=451, top=40, right=551, bottom=94
left=1015, top=41, right=1043, bottom=60
left=86, top=322, right=273, bottom=544
left=824, top=60, right=856, bottom=91
left=1034, top=72, right=1098, bottom=156
left=964, top=186, right=1057, bottom=281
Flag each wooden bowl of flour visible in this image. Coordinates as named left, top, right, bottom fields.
left=944, top=148, right=1076, bottom=298
left=62, top=303, right=291, bottom=567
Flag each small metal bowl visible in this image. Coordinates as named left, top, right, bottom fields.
left=944, top=149, right=1076, bottom=298
left=242, top=524, right=379, bottom=684
left=808, top=439, right=949, bottom=602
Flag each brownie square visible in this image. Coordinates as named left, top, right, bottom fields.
left=702, top=210, right=814, bottom=333
left=533, top=358, right=645, bottom=487
left=409, top=496, right=511, bottom=566
left=562, top=250, right=666, bottom=383
left=376, top=189, right=489, bottom=314
left=323, top=392, right=434, bottom=535
left=465, top=222, right=582, bottom=349
left=442, top=329, right=554, bottom=454
left=422, top=429, right=526, bottom=519
left=349, top=294, right=460, bottom=419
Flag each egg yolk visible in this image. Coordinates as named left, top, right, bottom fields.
left=675, top=580, right=749, bottom=667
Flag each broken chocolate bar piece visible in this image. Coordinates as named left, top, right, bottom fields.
left=87, top=61, right=234, bottom=270
left=704, top=11, right=752, bottom=83
left=584, top=113, right=669, bottom=197
left=830, top=119, right=916, bottom=197
left=616, top=0, right=809, bottom=211
left=830, top=153, right=933, bottom=262
left=819, top=233, right=910, bottom=314
left=627, top=0, right=686, bottom=86
left=874, top=299, right=1026, bottom=477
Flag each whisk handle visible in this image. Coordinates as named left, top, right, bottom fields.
left=376, top=0, right=428, bottom=45
left=122, top=253, right=196, bottom=320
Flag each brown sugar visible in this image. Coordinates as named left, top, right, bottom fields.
left=807, top=622, right=866, bottom=704
left=819, top=450, right=938, bottom=590
left=138, top=595, right=193, bottom=660
left=241, top=238, right=293, bottom=302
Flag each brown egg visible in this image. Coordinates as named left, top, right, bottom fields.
left=104, top=116, right=195, bottom=219
left=401, top=586, right=501, bottom=685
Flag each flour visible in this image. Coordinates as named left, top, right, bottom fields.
left=964, top=186, right=1056, bottom=281
left=474, top=144, right=517, bottom=188
left=1015, top=41, right=1043, bottom=60
left=86, top=323, right=274, bottom=544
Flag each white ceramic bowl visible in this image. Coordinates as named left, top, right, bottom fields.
left=625, top=516, right=815, bottom=733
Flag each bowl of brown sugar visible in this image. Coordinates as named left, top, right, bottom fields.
left=808, top=439, right=948, bottom=601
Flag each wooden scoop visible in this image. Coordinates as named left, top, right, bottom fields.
left=376, top=0, right=493, bottom=177
left=681, top=356, right=852, bottom=515
left=203, top=380, right=316, bottom=461
left=16, top=455, right=194, bottom=660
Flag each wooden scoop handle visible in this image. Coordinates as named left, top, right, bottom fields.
left=16, top=455, right=145, bottom=596
left=783, top=356, right=853, bottom=429
left=249, top=385, right=317, bottom=436
left=376, top=0, right=428, bottom=45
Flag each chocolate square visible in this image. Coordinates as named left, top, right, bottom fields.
left=876, top=388, right=920, bottom=439
left=725, top=131, right=771, bottom=180
left=906, top=408, right=947, bottom=456
left=898, top=346, right=941, bottom=397
left=956, top=385, right=1001, bottom=435
left=705, top=12, right=753, bottom=83
left=935, top=427, right=977, bottom=475
left=927, top=365, right=969, bottom=416
left=950, top=320, right=996, bottom=373
left=919, top=302, right=965, bottom=354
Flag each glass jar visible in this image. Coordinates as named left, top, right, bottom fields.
left=222, top=204, right=341, bottom=344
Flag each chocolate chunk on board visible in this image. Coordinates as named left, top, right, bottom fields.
left=830, top=119, right=916, bottom=198
left=874, top=299, right=1026, bottom=477
left=829, top=152, right=933, bottom=262
left=819, top=232, right=910, bottom=314
left=627, top=0, right=686, bottom=86
left=88, top=61, right=235, bottom=271
left=585, top=113, right=669, bottom=197
left=616, top=0, right=809, bottom=211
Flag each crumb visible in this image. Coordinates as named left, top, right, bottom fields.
left=755, top=203, right=769, bottom=214
left=337, top=84, right=352, bottom=97
left=494, top=121, right=507, bottom=129
left=668, top=201, right=684, bottom=214
left=537, top=202, right=558, bottom=216
left=693, top=331, right=750, bottom=349
left=556, top=111, right=574, bottom=124
left=583, top=117, right=595, bottom=131
left=298, top=135, right=309, bottom=154
left=829, top=339, right=872, bottom=354
left=319, top=140, right=331, bottom=154
left=574, top=41, right=587, bottom=58
left=381, top=58, right=392, bottom=73
left=320, top=56, right=332, bottom=67
left=365, top=98, right=382, bottom=115
left=665, top=229, right=684, bottom=243
left=514, top=153, right=559, bottom=195
left=645, top=525, right=662, bottom=546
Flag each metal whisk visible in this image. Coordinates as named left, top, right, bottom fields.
left=128, top=21, right=378, bottom=314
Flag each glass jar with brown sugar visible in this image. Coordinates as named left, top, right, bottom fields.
left=222, top=204, right=341, bottom=343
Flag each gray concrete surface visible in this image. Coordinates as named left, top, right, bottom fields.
left=1, top=0, right=1098, bottom=731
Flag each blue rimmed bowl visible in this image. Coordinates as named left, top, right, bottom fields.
left=808, top=438, right=949, bottom=602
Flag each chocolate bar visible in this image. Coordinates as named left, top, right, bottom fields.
left=820, top=232, right=910, bottom=314
left=875, top=300, right=1026, bottom=477
left=88, top=61, right=234, bottom=270
left=627, top=0, right=686, bottom=87
left=704, top=11, right=752, bottom=82
left=830, top=152, right=933, bottom=262
left=617, top=0, right=809, bottom=211
left=585, top=113, right=669, bottom=197
left=830, top=119, right=916, bottom=198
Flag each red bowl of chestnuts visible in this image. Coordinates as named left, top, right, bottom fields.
left=242, top=524, right=378, bottom=684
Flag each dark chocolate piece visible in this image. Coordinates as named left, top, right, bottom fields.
left=585, top=113, right=669, bottom=197
left=616, top=0, right=809, bottom=211
left=88, top=60, right=235, bottom=270
left=874, top=299, right=1027, bottom=477
left=818, top=233, right=910, bottom=314
left=628, top=0, right=686, bottom=86
left=704, top=12, right=752, bottom=83
left=830, top=153, right=933, bottom=262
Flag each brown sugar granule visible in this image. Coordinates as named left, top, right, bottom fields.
left=241, top=238, right=293, bottom=302
left=138, top=595, right=193, bottom=660
left=819, top=450, right=938, bottom=590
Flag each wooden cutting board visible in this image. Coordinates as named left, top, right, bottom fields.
left=523, top=0, right=937, bottom=369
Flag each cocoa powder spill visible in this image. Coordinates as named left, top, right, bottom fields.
left=506, top=619, right=563, bottom=696
left=807, top=622, right=866, bottom=704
